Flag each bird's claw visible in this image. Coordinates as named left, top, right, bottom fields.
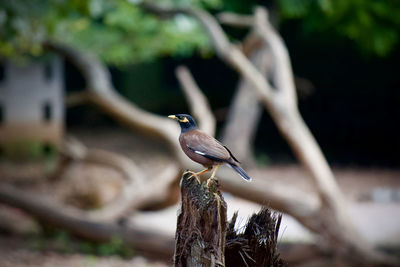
left=206, top=177, right=217, bottom=188
left=184, top=171, right=201, bottom=184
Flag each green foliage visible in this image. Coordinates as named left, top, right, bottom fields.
left=255, top=152, right=270, bottom=166
left=0, top=0, right=89, bottom=60
left=279, top=0, right=400, bottom=56
left=0, top=140, right=58, bottom=161
left=68, top=1, right=211, bottom=64
left=1, top=0, right=398, bottom=62
left=80, top=236, right=134, bottom=258
left=0, top=0, right=220, bottom=65
left=30, top=229, right=134, bottom=258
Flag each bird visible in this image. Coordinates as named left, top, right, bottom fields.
left=168, top=114, right=251, bottom=184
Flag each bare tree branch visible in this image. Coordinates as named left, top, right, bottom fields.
left=253, top=7, right=297, bottom=107
left=45, top=41, right=182, bottom=156
left=140, top=2, right=275, bottom=102
left=0, top=183, right=175, bottom=260
left=61, top=136, right=180, bottom=222
left=62, top=136, right=145, bottom=185
left=221, top=34, right=268, bottom=164
left=66, top=91, right=90, bottom=107
left=175, top=65, right=216, bottom=136
left=220, top=8, right=297, bottom=106
left=217, top=12, right=253, bottom=28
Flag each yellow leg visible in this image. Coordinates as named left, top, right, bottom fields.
left=185, top=167, right=212, bottom=183
left=210, top=164, right=220, bottom=179
left=196, top=167, right=213, bottom=177
left=207, top=164, right=220, bottom=187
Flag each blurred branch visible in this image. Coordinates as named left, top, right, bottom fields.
left=219, top=9, right=296, bottom=106
left=254, top=8, right=297, bottom=107
left=90, top=162, right=180, bottom=221
left=140, top=2, right=275, bottom=100
left=217, top=12, right=253, bottom=27
left=66, top=91, right=90, bottom=107
left=61, top=137, right=180, bottom=222
left=221, top=34, right=268, bottom=165
left=44, top=41, right=183, bottom=158
left=218, top=168, right=319, bottom=219
left=62, top=136, right=145, bottom=184
left=140, top=2, right=231, bottom=58
left=0, top=183, right=174, bottom=260
left=175, top=65, right=216, bottom=136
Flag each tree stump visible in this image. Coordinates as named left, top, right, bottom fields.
left=174, top=172, right=227, bottom=267
left=174, top=172, right=285, bottom=267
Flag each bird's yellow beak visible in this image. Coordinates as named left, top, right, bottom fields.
left=168, top=115, right=178, bottom=120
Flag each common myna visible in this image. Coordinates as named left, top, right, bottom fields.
left=168, top=114, right=251, bottom=183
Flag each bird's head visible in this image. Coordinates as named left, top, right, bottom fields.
left=168, top=114, right=198, bottom=133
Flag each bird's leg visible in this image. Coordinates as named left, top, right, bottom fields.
left=184, top=171, right=201, bottom=183
left=210, top=164, right=220, bottom=179
left=206, top=164, right=220, bottom=187
left=195, top=167, right=213, bottom=177
left=185, top=167, right=212, bottom=183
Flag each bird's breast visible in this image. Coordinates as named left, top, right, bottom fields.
left=179, top=132, right=215, bottom=167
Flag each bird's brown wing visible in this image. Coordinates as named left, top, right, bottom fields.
left=182, top=130, right=230, bottom=162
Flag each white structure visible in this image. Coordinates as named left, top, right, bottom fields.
left=0, top=57, right=64, bottom=156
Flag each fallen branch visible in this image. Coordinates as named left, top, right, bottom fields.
left=0, top=183, right=175, bottom=260
left=62, top=136, right=145, bottom=184
left=61, top=136, right=180, bottom=222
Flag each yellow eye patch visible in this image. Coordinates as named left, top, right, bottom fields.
left=179, top=117, right=189, bottom=123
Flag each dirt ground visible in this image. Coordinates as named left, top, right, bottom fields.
left=0, top=127, right=399, bottom=266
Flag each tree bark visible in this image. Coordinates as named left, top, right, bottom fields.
left=174, top=172, right=285, bottom=267
left=225, top=209, right=285, bottom=267
left=174, top=172, right=227, bottom=267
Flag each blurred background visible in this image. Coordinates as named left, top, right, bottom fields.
left=0, top=0, right=399, bottom=266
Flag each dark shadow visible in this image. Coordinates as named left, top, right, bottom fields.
left=42, top=143, right=53, bottom=156
left=0, top=63, right=5, bottom=83
left=43, top=101, right=52, bottom=122
left=0, top=103, right=4, bottom=124
left=44, top=62, right=53, bottom=82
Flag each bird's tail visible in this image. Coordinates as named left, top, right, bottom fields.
left=228, top=163, right=252, bottom=181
